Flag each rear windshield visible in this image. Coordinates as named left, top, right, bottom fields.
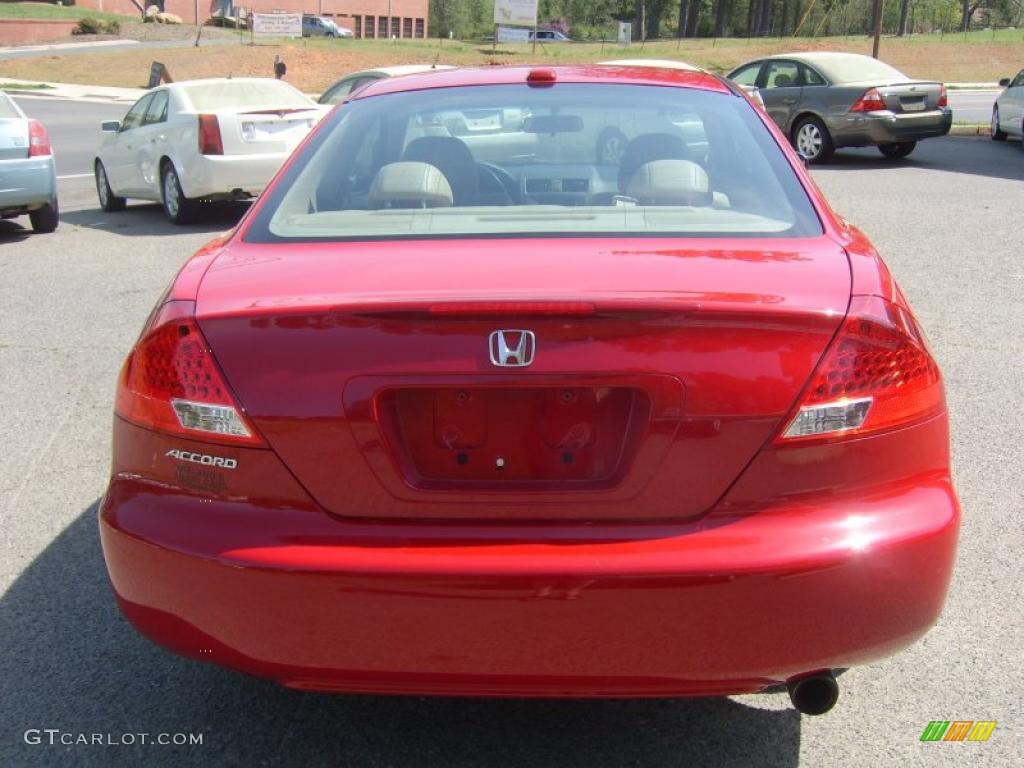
left=813, top=56, right=908, bottom=83
left=246, top=83, right=821, bottom=242
left=182, top=80, right=313, bottom=111
left=0, top=92, right=21, bottom=119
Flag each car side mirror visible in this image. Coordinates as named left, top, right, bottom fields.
left=998, top=78, right=1011, bottom=88
left=101, top=120, right=121, bottom=132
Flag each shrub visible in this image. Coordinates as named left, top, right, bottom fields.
left=102, top=20, right=121, bottom=34
left=73, top=17, right=102, bottom=35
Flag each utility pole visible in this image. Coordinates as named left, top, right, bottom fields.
left=871, top=0, right=884, bottom=58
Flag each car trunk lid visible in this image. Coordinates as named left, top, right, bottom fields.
left=0, top=118, right=28, bottom=160
left=851, top=80, right=944, bottom=113
left=218, top=107, right=323, bottom=155
left=196, top=237, right=850, bottom=521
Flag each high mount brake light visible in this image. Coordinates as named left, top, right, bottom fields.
left=115, top=300, right=263, bottom=446
left=27, top=119, right=52, bottom=157
left=850, top=88, right=886, bottom=113
left=777, top=295, right=944, bottom=443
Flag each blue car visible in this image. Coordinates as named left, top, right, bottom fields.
left=0, top=91, right=58, bottom=233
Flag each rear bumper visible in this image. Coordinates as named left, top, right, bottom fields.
left=0, top=156, right=56, bottom=213
left=178, top=153, right=288, bottom=200
left=828, top=108, right=952, bottom=147
left=99, top=473, right=959, bottom=697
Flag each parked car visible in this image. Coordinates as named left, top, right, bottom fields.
left=302, top=15, right=351, bottom=38
left=728, top=52, right=951, bottom=163
left=0, top=91, right=58, bottom=233
left=99, top=65, right=960, bottom=713
left=531, top=29, right=572, bottom=42
left=991, top=68, right=1024, bottom=144
left=94, top=78, right=324, bottom=224
left=318, top=64, right=456, bottom=106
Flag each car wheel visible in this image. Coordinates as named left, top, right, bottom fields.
left=595, top=128, right=628, bottom=165
left=793, top=117, right=834, bottom=164
left=161, top=162, right=196, bottom=225
left=990, top=106, right=1007, bottom=141
left=29, top=199, right=59, bottom=233
left=95, top=160, right=127, bottom=212
left=878, top=141, right=917, bottom=159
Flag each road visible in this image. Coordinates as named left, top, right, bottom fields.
left=1, top=100, right=1022, bottom=766
left=949, top=89, right=999, bottom=124
left=0, top=36, right=237, bottom=60
left=14, top=96, right=124, bottom=176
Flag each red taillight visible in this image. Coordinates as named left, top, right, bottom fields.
left=850, top=88, right=886, bottom=113
left=937, top=84, right=948, bottom=109
left=776, top=296, right=944, bottom=443
left=198, top=114, right=223, bottom=155
left=115, top=300, right=263, bottom=446
left=27, top=119, right=52, bottom=157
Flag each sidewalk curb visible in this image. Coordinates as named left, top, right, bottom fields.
left=949, top=124, right=990, bottom=136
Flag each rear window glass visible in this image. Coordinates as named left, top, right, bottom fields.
left=813, top=56, right=907, bottom=83
left=247, top=83, right=821, bottom=242
left=182, top=80, right=313, bottom=111
left=0, top=92, right=22, bottom=119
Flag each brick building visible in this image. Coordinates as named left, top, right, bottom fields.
left=75, top=0, right=429, bottom=38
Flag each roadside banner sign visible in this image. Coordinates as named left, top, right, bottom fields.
left=147, top=61, right=172, bottom=89
left=617, top=21, right=632, bottom=45
left=497, top=25, right=530, bottom=43
left=252, top=12, right=302, bottom=38
left=494, top=0, right=538, bottom=27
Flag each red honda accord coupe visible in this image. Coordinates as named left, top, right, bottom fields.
left=99, top=65, right=959, bottom=714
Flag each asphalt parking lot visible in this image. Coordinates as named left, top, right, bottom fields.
left=1, top=130, right=1022, bottom=767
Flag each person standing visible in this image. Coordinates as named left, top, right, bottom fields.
left=274, top=55, right=286, bottom=80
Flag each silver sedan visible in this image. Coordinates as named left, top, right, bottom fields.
left=991, top=68, right=1024, bottom=144
left=729, top=52, right=952, bottom=163
left=0, top=91, right=58, bottom=233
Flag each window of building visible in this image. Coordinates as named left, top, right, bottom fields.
left=403, top=17, right=412, bottom=37
left=379, top=16, right=387, bottom=37
left=391, top=17, right=400, bottom=37
left=353, top=15, right=361, bottom=38
left=415, top=17, right=424, bottom=37
left=365, top=15, right=374, bottom=38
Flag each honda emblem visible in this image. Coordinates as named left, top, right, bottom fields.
left=489, top=330, right=536, bottom=367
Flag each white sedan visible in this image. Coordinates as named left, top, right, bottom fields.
left=94, top=78, right=324, bottom=224
left=992, top=68, right=1024, bottom=144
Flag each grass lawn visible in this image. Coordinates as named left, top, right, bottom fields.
left=0, top=27, right=1020, bottom=91
left=0, top=1, right=134, bottom=23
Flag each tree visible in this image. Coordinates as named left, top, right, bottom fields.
left=677, top=0, right=690, bottom=37
left=897, top=0, right=910, bottom=34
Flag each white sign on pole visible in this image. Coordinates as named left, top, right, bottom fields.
left=617, top=21, right=632, bottom=46
left=497, top=25, right=530, bottom=43
left=493, top=0, right=538, bottom=27
left=252, top=12, right=302, bottom=38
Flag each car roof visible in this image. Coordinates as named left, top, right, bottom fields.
left=161, top=77, right=298, bottom=90
left=759, top=52, right=875, bottom=65
left=598, top=59, right=701, bottom=72
left=355, top=65, right=730, bottom=99
left=353, top=64, right=458, bottom=79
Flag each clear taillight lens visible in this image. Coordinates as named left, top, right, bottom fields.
left=777, top=296, right=944, bottom=443
left=850, top=88, right=886, bottom=112
left=115, top=300, right=263, bottom=445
